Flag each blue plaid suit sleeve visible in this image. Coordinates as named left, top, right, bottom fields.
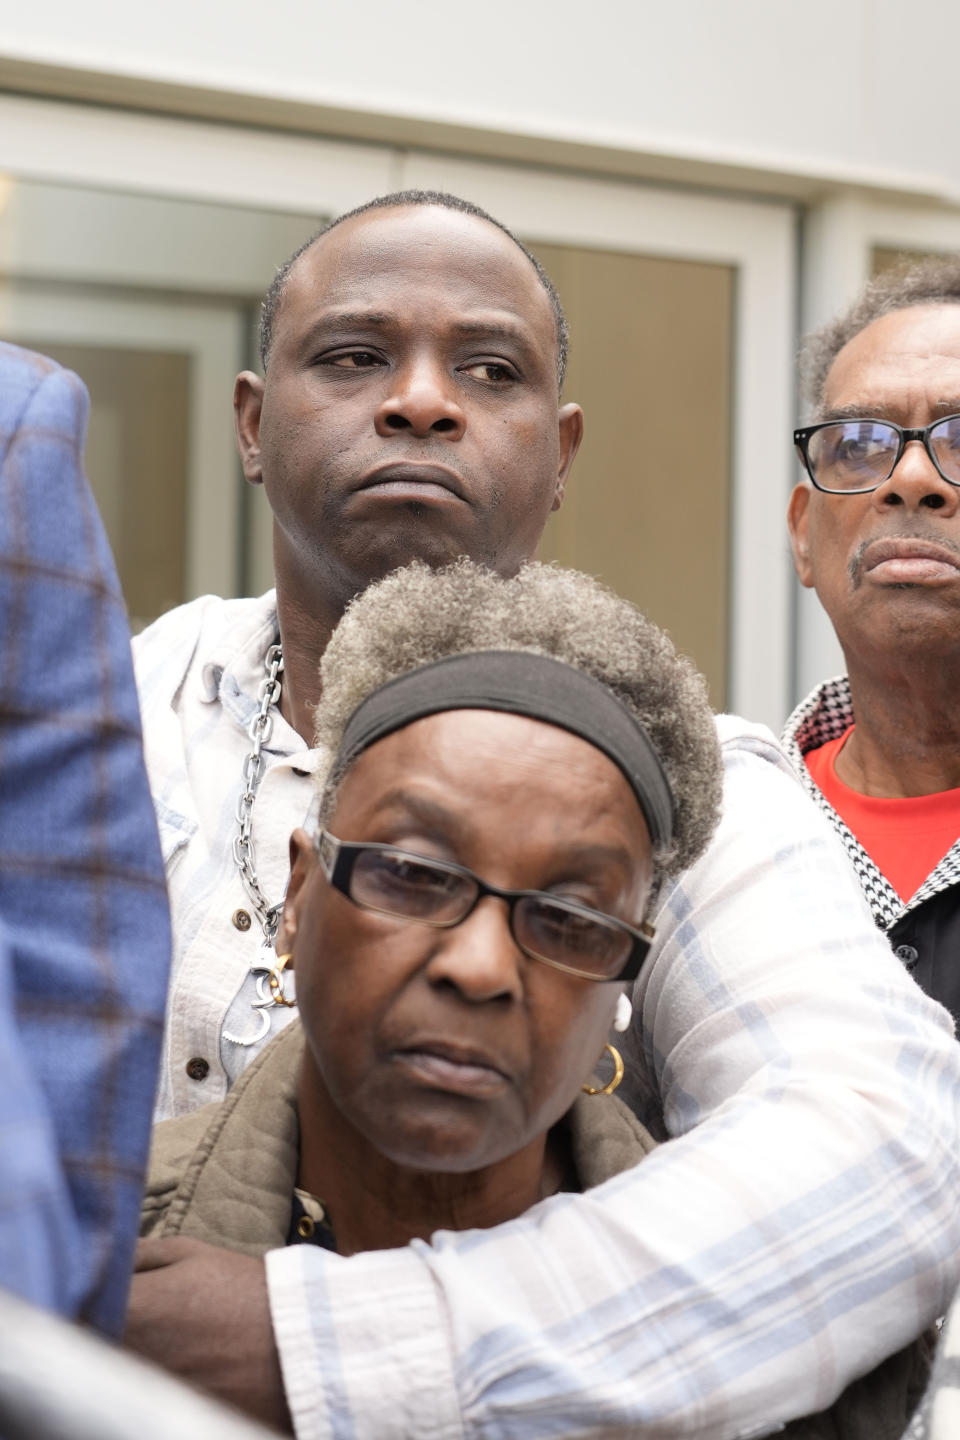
left=0, top=342, right=171, bottom=1336
left=0, top=916, right=80, bottom=1314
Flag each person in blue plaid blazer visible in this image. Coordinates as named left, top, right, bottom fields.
left=0, top=341, right=170, bottom=1336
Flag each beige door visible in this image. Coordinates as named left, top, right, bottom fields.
left=531, top=243, right=734, bottom=709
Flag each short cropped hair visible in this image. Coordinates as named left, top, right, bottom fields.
left=800, top=255, right=960, bottom=415
left=258, top=190, right=569, bottom=392
left=313, top=559, right=722, bottom=904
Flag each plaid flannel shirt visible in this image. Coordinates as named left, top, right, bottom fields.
left=0, top=342, right=171, bottom=1335
left=129, top=595, right=960, bottom=1440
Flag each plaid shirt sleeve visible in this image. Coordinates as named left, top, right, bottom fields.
left=0, top=342, right=171, bottom=1336
left=266, top=716, right=960, bottom=1440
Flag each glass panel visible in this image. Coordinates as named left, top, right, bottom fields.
left=7, top=341, right=189, bottom=630
left=0, top=177, right=326, bottom=612
left=530, top=243, right=734, bottom=709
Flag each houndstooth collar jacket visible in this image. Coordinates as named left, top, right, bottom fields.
left=781, top=676, right=960, bottom=934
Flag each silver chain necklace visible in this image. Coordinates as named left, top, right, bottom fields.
left=223, top=642, right=293, bottom=1047
left=233, top=642, right=285, bottom=941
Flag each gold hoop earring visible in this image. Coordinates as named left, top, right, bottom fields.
left=268, top=952, right=297, bottom=1008
left=581, top=1043, right=624, bottom=1096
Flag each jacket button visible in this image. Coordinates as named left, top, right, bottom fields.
left=895, top=944, right=919, bottom=969
left=186, top=1057, right=210, bottom=1081
left=232, top=909, right=252, bottom=931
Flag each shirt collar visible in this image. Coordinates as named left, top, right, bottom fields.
left=782, top=675, right=853, bottom=766
left=198, top=590, right=308, bottom=757
left=199, top=589, right=279, bottom=706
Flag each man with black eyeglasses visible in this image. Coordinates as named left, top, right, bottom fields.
left=785, top=257, right=960, bottom=1026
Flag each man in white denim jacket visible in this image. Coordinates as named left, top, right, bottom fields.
left=128, top=192, right=960, bottom=1440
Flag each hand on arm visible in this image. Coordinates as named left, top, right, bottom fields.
left=126, top=1238, right=293, bottom=1434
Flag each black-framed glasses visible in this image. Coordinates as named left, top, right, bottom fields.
left=316, top=829, right=654, bottom=983
left=794, top=414, right=960, bottom=494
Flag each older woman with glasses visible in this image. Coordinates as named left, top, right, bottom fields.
left=142, top=556, right=716, bottom=1236
left=136, top=559, right=928, bottom=1437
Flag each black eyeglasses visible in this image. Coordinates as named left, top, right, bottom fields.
left=794, top=414, right=960, bottom=494
left=316, top=829, right=654, bottom=983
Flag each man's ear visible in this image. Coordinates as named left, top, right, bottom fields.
left=234, top=372, right=265, bottom=485
left=276, top=827, right=317, bottom=953
left=553, top=403, right=584, bottom=512
left=787, top=482, right=816, bottom=588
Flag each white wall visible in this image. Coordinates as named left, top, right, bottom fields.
left=2, top=0, right=960, bottom=201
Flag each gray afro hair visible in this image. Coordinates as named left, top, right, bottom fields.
left=313, top=559, right=722, bottom=903
left=800, top=254, right=960, bottom=416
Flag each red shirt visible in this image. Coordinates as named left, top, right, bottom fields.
left=806, top=726, right=960, bottom=902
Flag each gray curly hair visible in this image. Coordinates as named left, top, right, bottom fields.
left=313, top=559, right=722, bottom=903
left=800, top=254, right=960, bottom=416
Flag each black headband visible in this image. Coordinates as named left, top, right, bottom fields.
left=336, top=651, right=674, bottom=848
